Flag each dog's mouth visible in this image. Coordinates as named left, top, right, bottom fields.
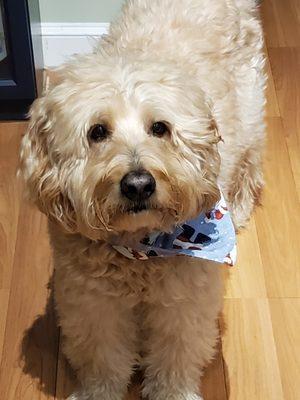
left=125, top=202, right=148, bottom=214
left=111, top=202, right=177, bottom=233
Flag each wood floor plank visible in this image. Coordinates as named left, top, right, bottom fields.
left=221, top=299, right=284, bottom=400
left=268, top=48, right=300, bottom=142
left=0, top=122, right=26, bottom=359
left=265, top=48, right=281, bottom=118
left=255, top=117, right=300, bottom=298
left=55, top=334, right=76, bottom=400
left=201, top=341, right=228, bottom=400
left=269, top=299, right=300, bottom=400
left=274, top=0, right=300, bottom=47
left=0, top=206, right=58, bottom=400
left=262, top=0, right=300, bottom=47
left=261, top=0, right=283, bottom=48
left=268, top=47, right=300, bottom=201
left=224, top=217, right=267, bottom=299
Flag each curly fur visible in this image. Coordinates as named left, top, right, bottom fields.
left=19, top=0, right=265, bottom=399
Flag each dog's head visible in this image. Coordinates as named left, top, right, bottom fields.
left=19, top=55, right=221, bottom=239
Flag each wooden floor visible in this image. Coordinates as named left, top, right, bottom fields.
left=0, top=1, right=299, bottom=399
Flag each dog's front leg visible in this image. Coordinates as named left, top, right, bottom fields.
left=142, top=263, right=222, bottom=400
left=55, top=270, right=138, bottom=400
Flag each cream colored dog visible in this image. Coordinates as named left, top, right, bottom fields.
left=19, top=0, right=265, bottom=399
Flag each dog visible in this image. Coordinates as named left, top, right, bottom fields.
left=19, top=0, right=265, bottom=399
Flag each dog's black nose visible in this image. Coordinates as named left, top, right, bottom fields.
left=120, top=171, right=156, bottom=202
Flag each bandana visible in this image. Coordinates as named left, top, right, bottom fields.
left=112, top=193, right=237, bottom=266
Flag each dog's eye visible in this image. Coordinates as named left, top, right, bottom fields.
left=151, top=122, right=169, bottom=137
left=88, top=124, right=109, bottom=142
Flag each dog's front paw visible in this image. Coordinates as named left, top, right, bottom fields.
left=67, top=391, right=91, bottom=400
left=67, top=387, right=126, bottom=400
left=67, top=393, right=85, bottom=400
left=143, top=389, right=203, bottom=400
left=185, top=395, right=203, bottom=400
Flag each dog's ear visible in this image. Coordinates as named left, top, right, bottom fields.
left=196, top=115, right=222, bottom=211
left=19, top=95, right=76, bottom=232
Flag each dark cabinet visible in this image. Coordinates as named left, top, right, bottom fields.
left=0, top=0, right=43, bottom=120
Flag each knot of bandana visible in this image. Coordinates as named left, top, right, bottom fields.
left=112, top=193, right=237, bottom=266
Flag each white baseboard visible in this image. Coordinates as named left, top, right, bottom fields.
left=41, top=22, right=110, bottom=67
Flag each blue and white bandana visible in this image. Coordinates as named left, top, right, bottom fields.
left=113, top=194, right=237, bottom=266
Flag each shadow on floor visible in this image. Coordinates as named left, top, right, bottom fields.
left=19, top=279, right=76, bottom=399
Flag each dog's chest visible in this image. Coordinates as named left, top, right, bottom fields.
left=99, top=257, right=171, bottom=300
left=77, top=249, right=187, bottom=301
left=54, top=233, right=202, bottom=302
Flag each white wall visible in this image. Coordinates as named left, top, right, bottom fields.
left=39, top=0, right=123, bottom=23
left=39, top=0, right=125, bottom=66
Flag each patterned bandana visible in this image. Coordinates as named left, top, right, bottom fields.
left=112, top=193, right=237, bottom=266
